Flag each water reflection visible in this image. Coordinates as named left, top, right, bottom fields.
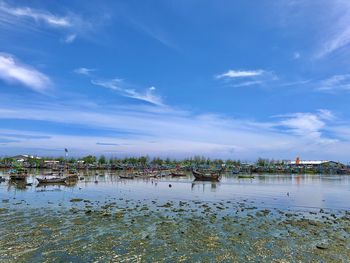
left=191, top=180, right=218, bottom=192
left=1, top=169, right=350, bottom=210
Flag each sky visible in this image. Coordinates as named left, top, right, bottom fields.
left=1, top=0, right=350, bottom=161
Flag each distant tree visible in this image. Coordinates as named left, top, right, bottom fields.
left=257, top=158, right=269, bottom=167
left=98, top=155, right=106, bottom=164
left=83, top=155, right=97, bottom=164
left=139, top=156, right=149, bottom=166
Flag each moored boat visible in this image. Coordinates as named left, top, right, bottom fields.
left=238, top=175, right=255, bottom=179
left=37, top=177, right=67, bottom=184
left=192, top=169, right=221, bottom=181
left=119, top=175, right=134, bottom=179
left=170, top=172, right=187, bottom=177
left=10, top=174, right=27, bottom=180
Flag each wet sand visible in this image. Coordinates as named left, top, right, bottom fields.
left=1, top=196, right=349, bottom=262
left=0, top=172, right=350, bottom=262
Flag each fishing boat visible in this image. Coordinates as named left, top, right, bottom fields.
left=170, top=172, right=187, bottom=177
left=119, top=175, right=134, bottom=179
left=10, top=174, right=27, bottom=180
left=192, top=169, right=221, bottom=182
left=66, top=174, right=79, bottom=181
left=9, top=168, right=28, bottom=181
left=238, top=175, right=255, bottom=179
left=37, top=177, right=67, bottom=184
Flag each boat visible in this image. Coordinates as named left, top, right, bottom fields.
left=66, top=174, right=79, bottom=181
left=119, top=175, right=134, bottom=179
left=192, top=169, right=221, bottom=181
left=9, top=168, right=28, bottom=181
left=9, top=174, right=27, bottom=180
left=170, top=172, right=187, bottom=177
left=37, top=177, right=67, bottom=184
left=238, top=175, right=255, bottom=179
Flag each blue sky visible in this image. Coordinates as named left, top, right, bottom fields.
left=1, top=0, right=350, bottom=161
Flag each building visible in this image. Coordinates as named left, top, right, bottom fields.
left=287, top=159, right=347, bottom=174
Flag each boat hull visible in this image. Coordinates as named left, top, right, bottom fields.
left=192, top=170, right=220, bottom=181
left=37, top=178, right=66, bottom=184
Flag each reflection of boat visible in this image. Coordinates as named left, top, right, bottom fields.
left=191, top=180, right=218, bottom=191
left=192, top=169, right=221, bottom=181
left=37, top=177, right=67, bottom=184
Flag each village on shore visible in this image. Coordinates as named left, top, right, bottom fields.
left=0, top=154, right=349, bottom=175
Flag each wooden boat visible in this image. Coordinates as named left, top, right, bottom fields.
left=192, top=169, right=221, bottom=181
left=238, top=175, right=255, bottom=179
left=66, top=174, right=79, bottom=181
left=37, top=177, right=67, bottom=184
left=170, top=172, right=187, bottom=177
left=10, top=174, right=27, bottom=180
left=119, top=175, right=134, bottom=179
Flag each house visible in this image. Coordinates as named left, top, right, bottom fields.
left=287, top=159, right=347, bottom=174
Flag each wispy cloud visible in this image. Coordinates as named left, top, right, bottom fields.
left=0, top=1, right=71, bottom=28
left=96, top=142, right=119, bottom=146
left=0, top=53, right=51, bottom=93
left=91, top=79, right=163, bottom=106
left=0, top=99, right=346, bottom=160
left=216, top=69, right=265, bottom=79
left=74, top=67, right=95, bottom=76
left=0, top=1, right=96, bottom=44
left=275, top=109, right=336, bottom=143
left=63, top=33, right=76, bottom=43
left=229, top=81, right=263, bottom=88
left=216, top=69, right=277, bottom=88
left=316, top=0, right=350, bottom=58
left=317, top=74, right=350, bottom=92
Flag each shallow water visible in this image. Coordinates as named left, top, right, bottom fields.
left=1, top=170, right=350, bottom=262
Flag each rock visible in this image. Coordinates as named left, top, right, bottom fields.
left=316, top=244, right=328, bottom=250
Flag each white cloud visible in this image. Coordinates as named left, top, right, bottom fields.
left=0, top=1, right=71, bottom=27
left=316, top=0, right=350, bottom=58
left=230, top=81, right=263, bottom=88
left=216, top=69, right=265, bottom=79
left=317, top=74, right=350, bottom=92
left=91, top=79, right=163, bottom=106
left=276, top=110, right=336, bottom=143
left=0, top=53, right=51, bottom=92
left=216, top=69, right=277, bottom=89
left=0, top=100, right=346, bottom=160
left=63, top=33, right=76, bottom=43
left=74, top=67, right=95, bottom=76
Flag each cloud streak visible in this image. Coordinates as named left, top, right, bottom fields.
left=0, top=1, right=71, bottom=28
left=0, top=99, right=346, bottom=160
left=74, top=67, right=95, bottom=76
left=0, top=53, right=51, bottom=92
left=216, top=69, right=277, bottom=88
left=216, top=69, right=265, bottom=79
left=317, top=74, right=350, bottom=92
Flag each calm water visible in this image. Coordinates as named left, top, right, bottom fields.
left=1, top=170, right=350, bottom=211
left=1, top=170, right=350, bottom=262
